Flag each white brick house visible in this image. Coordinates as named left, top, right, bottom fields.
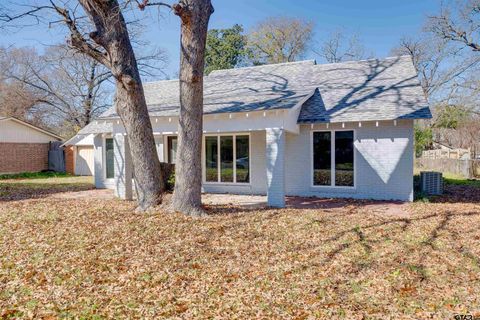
left=66, top=56, right=431, bottom=207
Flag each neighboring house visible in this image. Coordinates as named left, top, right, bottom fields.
left=63, top=127, right=111, bottom=176
left=66, top=56, right=431, bottom=207
left=0, top=116, right=63, bottom=174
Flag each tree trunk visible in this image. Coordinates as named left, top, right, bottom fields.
left=83, top=61, right=96, bottom=126
left=172, top=0, right=214, bottom=216
left=76, top=0, right=164, bottom=211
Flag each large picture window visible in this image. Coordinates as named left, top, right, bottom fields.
left=105, top=138, right=114, bottom=179
left=205, top=134, right=249, bottom=184
left=313, top=130, right=354, bottom=187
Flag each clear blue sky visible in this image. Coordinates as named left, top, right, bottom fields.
left=1, top=0, right=440, bottom=78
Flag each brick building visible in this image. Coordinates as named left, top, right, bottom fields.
left=0, top=117, right=63, bottom=174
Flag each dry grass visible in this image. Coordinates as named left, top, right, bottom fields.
left=1, top=177, right=479, bottom=319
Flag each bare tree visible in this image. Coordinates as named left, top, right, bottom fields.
left=1, top=1, right=164, bottom=211
left=4, top=45, right=111, bottom=136
left=314, top=29, right=367, bottom=63
left=433, top=112, right=480, bottom=156
left=3, top=43, right=167, bottom=137
left=391, top=37, right=447, bottom=97
left=246, top=17, right=314, bottom=64
left=0, top=47, right=49, bottom=127
left=391, top=36, right=480, bottom=101
left=0, top=81, right=46, bottom=125
left=428, top=0, right=480, bottom=52
left=425, top=0, right=480, bottom=107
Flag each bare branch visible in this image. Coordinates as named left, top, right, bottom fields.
left=428, top=1, right=480, bottom=52
left=137, top=0, right=172, bottom=10
left=49, top=1, right=111, bottom=67
left=313, top=29, right=367, bottom=63
left=0, top=5, right=53, bottom=24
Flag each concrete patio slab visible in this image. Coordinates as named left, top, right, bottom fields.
left=48, top=189, right=410, bottom=216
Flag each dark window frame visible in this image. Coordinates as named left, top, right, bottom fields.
left=311, top=130, right=355, bottom=188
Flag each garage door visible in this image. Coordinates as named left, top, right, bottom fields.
left=75, top=146, right=94, bottom=176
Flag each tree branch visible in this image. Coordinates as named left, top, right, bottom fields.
left=136, top=0, right=172, bottom=10
left=49, top=1, right=111, bottom=67
left=0, top=5, right=53, bottom=23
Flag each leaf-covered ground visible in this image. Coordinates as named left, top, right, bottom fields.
left=0, top=177, right=479, bottom=319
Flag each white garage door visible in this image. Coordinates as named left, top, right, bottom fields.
left=75, top=146, right=94, bottom=176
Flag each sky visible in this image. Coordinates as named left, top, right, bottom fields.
left=0, top=0, right=440, bottom=78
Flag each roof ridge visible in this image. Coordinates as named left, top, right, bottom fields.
left=142, top=60, right=318, bottom=86
left=208, top=59, right=317, bottom=75
left=314, top=55, right=412, bottom=68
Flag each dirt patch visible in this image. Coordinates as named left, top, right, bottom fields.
left=49, top=188, right=115, bottom=200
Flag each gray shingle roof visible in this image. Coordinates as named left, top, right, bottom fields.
left=101, top=60, right=316, bottom=118
left=297, top=56, right=431, bottom=122
left=99, top=55, right=431, bottom=124
left=77, top=120, right=112, bottom=135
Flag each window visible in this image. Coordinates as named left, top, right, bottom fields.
left=105, top=138, right=114, bottom=179
left=312, top=130, right=354, bottom=187
left=205, top=135, right=249, bottom=184
left=335, top=131, right=354, bottom=187
left=220, top=136, right=234, bottom=182
left=167, top=136, right=177, bottom=164
left=313, top=132, right=331, bottom=186
left=235, top=135, right=250, bottom=183
left=205, top=136, right=218, bottom=182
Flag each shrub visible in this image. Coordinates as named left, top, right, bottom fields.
left=414, top=125, right=433, bottom=157
left=167, top=170, right=175, bottom=191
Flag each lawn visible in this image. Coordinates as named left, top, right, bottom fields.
left=0, top=176, right=479, bottom=319
left=442, top=172, right=480, bottom=188
left=0, top=175, right=93, bottom=201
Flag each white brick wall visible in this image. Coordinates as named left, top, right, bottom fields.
left=99, top=120, right=414, bottom=203
left=265, top=128, right=286, bottom=207
left=285, top=120, right=414, bottom=201
left=93, top=134, right=105, bottom=189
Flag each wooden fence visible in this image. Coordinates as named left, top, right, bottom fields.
left=416, top=158, right=480, bottom=179
left=422, top=148, right=471, bottom=160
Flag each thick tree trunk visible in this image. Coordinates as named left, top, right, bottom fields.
left=172, top=0, right=214, bottom=216
left=76, top=0, right=164, bottom=211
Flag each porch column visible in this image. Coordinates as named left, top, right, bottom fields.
left=266, top=128, right=286, bottom=207
left=93, top=134, right=104, bottom=189
left=114, top=133, right=133, bottom=200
